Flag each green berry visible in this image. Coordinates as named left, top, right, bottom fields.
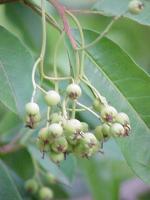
left=33, top=113, right=41, bottom=123
left=64, top=119, right=82, bottom=134
left=82, top=132, right=98, bottom=148
left=49, top=152, right=65, bottom=164
left=110, top=123, right=125, bottom=137
left=101, top=123, right=111, bottom=139
left=48, top=123, right=63, bottom=138
left=45, top=90, right=60, bottom=106
left=94, top=125, right=103, bottom=141
left=93, top=98, right=106, bottom=112
left=116, top=112, right=130, bottom=126
left=37, top=139, right=50, bottom=152
left=25, top=179, right=38, bottom=194
left=101, top=106, right=117, bottom=123
left=51, top=136, right=68, bottom=153
left=25, top=102, right=39, bottom=115
left=39, top=187, right=53, bottom=200
left=50, top=112, right=62, bottom=123
left=74, top=142, right=89, bottom=158
left=81, top=122, right=89, bottom=132
left=66, top=83, right=82, bottom=100
left=46, top=173, right=57, bottom=184
left=128, top=0, right=144, bottom=14
left=38, top=127, right=49, bottom=143
left=64, top=119, right=82, bottom=143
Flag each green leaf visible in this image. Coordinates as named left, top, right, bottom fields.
left=93, top=0, right=150, bottom=26
left=74, top=29, right=150, bottom=183
left=0, top=160, right=22, bottom=200
left=4, top=3, right=42, bottom=54
left=0, top=26, right=34, bottom=116
left=2, top=148, right=34, bottom=180
left=79, top=157, right=132, bottom=200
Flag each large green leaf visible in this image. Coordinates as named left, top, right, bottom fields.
left=79, top=158, right=132, bottom=200
left=0, top=26, right=34, bottom=116
left=2, top=148, right=34, bottom=180
left=93, top=0, right=150, bottom=26
left=0, top=160, right=22, bottom=200
left=73, top=29, right=150, bottom=183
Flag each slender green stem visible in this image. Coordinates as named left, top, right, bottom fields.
left=62, top=96, right=68, bottom=119
left=77, top=15, right=122, bottom=50
left=67, top=107, right=86, bottom=112
left=53, top=31, right=65, bottom=91
left=47, top=107, right=51, bottom=127
left=71, top=101, right=76, bottom=118
left=40, top=0, right=47, bottom=77
left=82, top=76, right=108, bottom=106
left=66, top=10, right=85, bottom=79
left=75, top=50, right=80, bottom=82
left=44, top=75, right=73, bottom=81
left=31, top=57, right=41, bottom=102
left=76, top=101, right=99, bottom=119
left=36, top=84, right=47, bottom=94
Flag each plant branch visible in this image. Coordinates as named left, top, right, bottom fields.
left=48, top=0, right=77, bottom=49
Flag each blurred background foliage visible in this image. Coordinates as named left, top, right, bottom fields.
left=0, top=0, right=149, bottom=199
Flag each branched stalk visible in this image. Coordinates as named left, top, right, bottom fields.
left=81, top=75, right=108, bottom=106
left=66, top=10, right=85, bottom=78
left=76, top=101, right=100, bottom=119
left=77, top=15, right=122, bottom=50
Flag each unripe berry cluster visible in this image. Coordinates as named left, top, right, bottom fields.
left=93, top=99, right=131, bottom=140
left=25, top=81, right=131, bottom=164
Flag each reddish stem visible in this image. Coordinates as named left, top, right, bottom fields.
left=49, top=0, right=77, bottom=49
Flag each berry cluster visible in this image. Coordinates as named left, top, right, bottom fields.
left=25, top=82, right=131, bottom=164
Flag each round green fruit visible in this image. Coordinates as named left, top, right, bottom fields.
left=45, top=90, right=61, bottom=106
left=93, top=98, right=106, bottom=112
left=101, top=106, right=117, bottom=123
left=38, top=127, right=49, bottom=143
left=25, top=179, right=38, bottom=194
left=50, top=112, right=62, bottom=123
left=46, top=173, right=57, bottom=184
left=25, top=102, right=40, bottom=115
left=48, top=123, right=63, bottom=138
left=82, top=132, right=99, bottom=148
left=64, top=119, right=82, bottom=134
left=110, top=123, right=125, bottom=137
left=101, top=123, right=111, bottom=139
left=81, top=122, right=89, bottom=132
left=128, top=0, right=144, bottom=14
left=39, top=187, right=53, bottom=200
left=94, top=125, right=103, bottom=141
left=66, top=83, right=82, bottom=100
left=51, top=137, right=68, bottom=153
left=49, top=152, right=65, bottom=164
left=116, top=112, right=130, bottom=126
